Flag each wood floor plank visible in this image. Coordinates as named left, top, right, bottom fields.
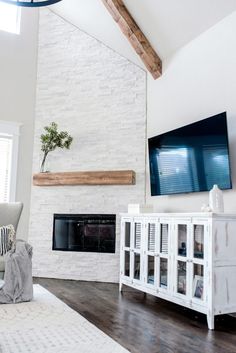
left=33, top=278, right=236, bottom=353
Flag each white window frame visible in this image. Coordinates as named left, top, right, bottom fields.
left=0, top=120, right=21, bottom=202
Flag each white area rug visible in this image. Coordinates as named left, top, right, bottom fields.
left=0, top=285, right=129, bottom=353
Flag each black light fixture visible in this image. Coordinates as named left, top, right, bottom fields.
left=0, top=0, right=62, bottom=7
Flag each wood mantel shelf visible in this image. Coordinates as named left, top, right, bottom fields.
left=33, top=170, right=136, bottom=186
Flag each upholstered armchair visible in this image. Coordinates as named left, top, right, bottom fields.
left=0, top=202, right=23, bottom=279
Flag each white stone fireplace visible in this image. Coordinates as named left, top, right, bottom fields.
left=28, top=9, right=146, bottom=283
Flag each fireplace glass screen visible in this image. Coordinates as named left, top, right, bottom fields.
left=53, top=214, right=116, bottom=253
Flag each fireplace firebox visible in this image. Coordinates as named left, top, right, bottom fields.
left=53, top=214, right=116, bottom=253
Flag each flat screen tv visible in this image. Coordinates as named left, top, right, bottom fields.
left=148, top=112, right=232, bottom=196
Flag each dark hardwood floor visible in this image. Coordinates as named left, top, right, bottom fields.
left=34, top=278, right=236, bottom=353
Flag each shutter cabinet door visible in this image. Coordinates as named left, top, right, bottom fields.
left=134, top=221, right=142, bottom=250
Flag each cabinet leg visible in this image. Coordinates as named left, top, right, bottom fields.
left=207, top=313, right=215, bottom=330
left=119, top=282, right=123, bottom=292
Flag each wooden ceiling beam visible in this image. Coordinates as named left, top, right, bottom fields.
left=101, top=0, right=162, bottom=79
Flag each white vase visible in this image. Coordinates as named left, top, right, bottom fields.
left=209, top=184, right=224, bottom=213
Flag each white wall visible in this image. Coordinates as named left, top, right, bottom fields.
left=0, top=8, right=39, bottom=238
left=51, top=0, right=143, bottom=67
left=146, top=11, right=236, bottom=212
left=52, top=0, right=236, bottom=61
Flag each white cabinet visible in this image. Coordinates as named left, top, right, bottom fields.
left=120, top=213, right=236, bottom=330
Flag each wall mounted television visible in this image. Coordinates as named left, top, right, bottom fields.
left=148, top=112, right=232, bottom=196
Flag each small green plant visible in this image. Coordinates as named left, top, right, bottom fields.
left=40, top=122, right=73, bottom=173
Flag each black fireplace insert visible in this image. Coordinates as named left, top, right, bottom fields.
left=53, top=214, right=116, bottom=253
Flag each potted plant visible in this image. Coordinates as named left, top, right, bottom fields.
left=40, top=122, right=73, bottom=173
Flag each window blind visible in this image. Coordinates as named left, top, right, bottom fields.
left=0, top=136, right=12, bottom=202
left=203, top=145, right=230, bottom=190
left=157, top=147, right=199, bottom=195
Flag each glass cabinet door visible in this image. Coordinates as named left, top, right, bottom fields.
left=174, top=222, right=189, bottom=298
left=124, top=221, right=131, bottom=248
left=121, top=220, right=132, bottom=280
left=158, top=222, right=170, bottom=291
left=132, top=219, right=143, bottom=284
left=134, top=252, right=141, bottom=280
left=160, top=257, right=168, bottom=289
left=124, top=250, right=130, bottom=277
left=147, top=255, right=155, bottom=285
left=192, top=264, right=204, bottom=301
left=121, top=219, right=143, bottom=284
left=177, top=224, right=187, bottom=257
left=193, top=224, right=204, bottom=259
left=144, top=221, right=158, bottom=289
left=177, top=260, right=187, bottom=295
left=190, top=223, right=207, bottom=302
left=173, top=221, right=207, bottom=301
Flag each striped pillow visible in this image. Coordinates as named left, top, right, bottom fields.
left=0, top=225, right=15, bottom=256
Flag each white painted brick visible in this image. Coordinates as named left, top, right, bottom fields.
left=28, top=9, right=146, bottom=283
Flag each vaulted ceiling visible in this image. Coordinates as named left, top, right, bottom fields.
left=52, top=0, right=236, bottom=69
